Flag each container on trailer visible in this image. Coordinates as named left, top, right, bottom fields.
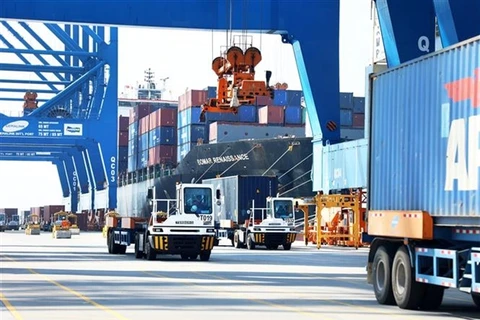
left=43, top=205, right=65, bottom=222
left=202, top=175, right=278, bottom=225
left=370, top=36, right=480, bottom=224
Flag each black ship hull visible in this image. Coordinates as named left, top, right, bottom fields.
left=117, top=137, right=314, bottom=216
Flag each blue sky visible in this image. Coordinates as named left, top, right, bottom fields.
left=0, top=0, right=373, bottom=209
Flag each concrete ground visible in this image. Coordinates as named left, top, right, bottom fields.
left=0, top=231, right=478, bottom=320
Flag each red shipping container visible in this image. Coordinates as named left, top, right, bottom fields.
left=129, top=108, right=136, bottom=125
left=255, top=95, right=273, bottom=106
left=149, top=112, right=158, bottom=129
left=157, top=108, right=177, bottom=127
left=178, top=94, right=187, bottom=112
left=136, top=103, right=152, bottom=120
left=185, top=89, right=207, bottom=108
left=139, top=117, right=150, bottom=135
left=43, top=205, right=65, bottom=222
left=148, top=145, right=176, bottom=166
left=352, top=114, right=365, bottom=127
left=118, top=116, right=129, bottom=131
left=258, top=105, right=284, bottom=124
left=76, top=213, right=88, bottom=231
left=118, top=131, right=128, bottom=146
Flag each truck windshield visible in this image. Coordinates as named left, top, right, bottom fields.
left=184, top=187, right=213, bottom=214
left=273, top=200, right=294, bottom=219
left=0, top=214, right=5, bottom=222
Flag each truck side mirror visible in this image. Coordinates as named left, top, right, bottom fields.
left=216, top=189, right=221, bottom=200
left=295, top=201, right=299, bottom=209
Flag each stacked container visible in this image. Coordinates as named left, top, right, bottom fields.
left=118, top=116, right=129, bottom=174
left=147, top=108, right=177, bottom=166
left=339, top=92, right=365, bottom=141
left=0, top=208, right=18, bottom=222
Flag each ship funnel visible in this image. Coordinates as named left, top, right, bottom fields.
left=265, top=70, right=272, bottom=87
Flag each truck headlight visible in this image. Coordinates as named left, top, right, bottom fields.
left=207, top=228, right=215, bottom=233
left=253, top=227, right=260, bottom=231
left=153, top=228, right=163, bottom=232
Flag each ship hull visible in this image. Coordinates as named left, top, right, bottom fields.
left=117, top=137, right=314, bottom=216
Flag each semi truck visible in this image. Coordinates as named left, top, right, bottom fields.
left=105, top=183, right=217, bottom=261
left=363, top=36, right=480, bottom=310
left=0, top=213, right=5, bottom=232
left=203, top=175, right=297, bottom=250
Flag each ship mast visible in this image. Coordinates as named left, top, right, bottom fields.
left=144, top=68, right=155, bottom=100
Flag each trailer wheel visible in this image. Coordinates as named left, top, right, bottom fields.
left=118, top=245, right=127, bottom=254
left=392, top=246, right=424, bottom=309
left=107, top=231, right=114, bottom=254
left=200, top=251, right=211, bottom=261
left=283, top=244, right=291, bottom=251
left=372, top=246, right=395, bottom=305
left=472, top=293, right=480, bottom=308
left=189, top=254, right=198, bottom=260
left=181, top=254, right=189, bottom=260
left=134, top=234, right=143, bottom=259
left=419, top=285, right=444, bottom=310
left=234, top=231, right=243, bottom=248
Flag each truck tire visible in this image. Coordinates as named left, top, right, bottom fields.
left=419, top=285, right=444, bottom=310
left=372, top=246, right=395, bottom=305
left=107, top=231, right=114, bottom=254
left=392, top=246, right=425, bottom=309
left=234, top=231, right=243, bottom=249
left=144, top=234, right=156, bottom=261
left=118, top=245, right=127, bottom=254
left=200, top=251, right=211, bottom=261
left=134, top=234, right=143, bottom=259
left=247, top=234, right=255, bottom=250
left=472, top=293, right=480, bottom=309
left=283, top=244, right=291, bottom=251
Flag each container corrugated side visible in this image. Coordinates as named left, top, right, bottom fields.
left=370, top=36, right=480, bottom=222
left=209, top=122, right=305, bottom=143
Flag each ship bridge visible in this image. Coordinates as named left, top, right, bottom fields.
left=0, top=0, right=479, bottom=212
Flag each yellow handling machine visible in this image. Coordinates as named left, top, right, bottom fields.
left=68, top=213, right=80, bottom=235
left=52, top=211, right=72, bottom=239
left=25, top=214, right=41, bottom=235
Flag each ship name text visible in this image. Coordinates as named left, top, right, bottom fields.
left=197, top=153, right=250, bottom=166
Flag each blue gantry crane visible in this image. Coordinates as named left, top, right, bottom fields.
left=0, top=0, right=479, bottom=213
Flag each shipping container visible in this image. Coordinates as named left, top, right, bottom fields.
left=148, top=145, right=177, bottom=166
left=206, top=86, right=216, bottom=99
left=177, top=142, right=197, bottom=163
left=286, top=90, right=303, bottom=105
left=149, top=108, right=177, bottom=128
left=0, top=208, right=18, bottom=221
left=273, top=90, right=287, bottom=105
left=352, top=114, right=364, bottom=127
left=178, top=107, right=202, bottom=127
left=128, top=121, right=138, bottom=140
left=178, top=124, right=207, bottom=145
left=127, top=138, right=137, bottom=157
left=209, top=122, right=305, bottom=143
left=76, top=213, right=88, bottom=231
left=138, top=132, right=149, bottom=151
left=178, top=89, right=207, bottom=111
left=340, top=109, right=353, bottom=126
left=130, top=103, right=153, bottom=122
left=137, top=149, right=149, bottom=169
left=340, top=128, right=364, bottom=141
left=255, top=95, right=273, bottom=106
left=204, top=110, right=239, bottom=123
left=370, top=37, right=480, bottom=222
left=30, top=206, right=44, bottom=219
left=118, top=160, right=128, bottom=174
left=353, top=97, right=365, bottom=113
left=258, top=105, right=285, bottom=125
left=118, top=146, right=128, bottom=162
left=148, top=126, right=176, bottom=146
left=340, top=92, right=354, bottom=109
left=237, top=105, right=257, bottom=123
left=118, top=116, right=129, bottom=131
left=139, top=116, right=150, bottom=135
left=118, top=131, right=128, bottom=146
left=202, top=175, right=278, bottom=225
left=128, top=155, right=137, bottom=172
left=284, top=106, right=303, bottom=125
left=43, top=205, right=65, bottom=222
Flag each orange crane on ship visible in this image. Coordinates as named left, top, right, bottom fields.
left=200, top=45, right=274, bottom=122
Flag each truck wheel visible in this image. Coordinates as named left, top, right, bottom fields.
left=392, top=246, right=425, bottom=309
left=472, top=293, right=480, bottom=308
left=200, top=251, right=211, bottom=261
left=144, top=235, right=156, bottom=261
left=189, top=254, right=198, bottom=260
left=118, top=245, right=127, bottom=255
left=107, top=231, right=114, bottom=254
left=283, top=244, right=291, bottom=251
left=247, top=235, right=255, bottom=250
left=181, top=254, right=189, bottom=260
left=419, top=285, right=444, bottom=310
left=234, top=232, right=243, bottom=249
left=372, top=246, right=395, bottom=305
left=134, top=234, right=143, bottom=259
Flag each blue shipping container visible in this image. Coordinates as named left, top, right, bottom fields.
left=206, top=86, right=216, bottom=99
left=127, top=138, right=137, bottom=156
left=202, top=175, right=278, bottom=225
left=339, top=92, right=353, bottom=109
left=353, top=97, right=365, bottom=113
left=370, top=37, right=480, bottom=222
left=178, top=107, right=202, bottom=127
left=205, top=111, right=239, bottom=123
left=137, top=150, right=149, bottom=169
left=273, top=90, right=287, bottom=105
left=118, top=146, right=128, bottom=162
left=128, top=121, right=138, bottom=140
left=284, top=106, right=303, bottom=124
left=178, top=124, right=207, bottom=145
left=177, top=142, right=196, bottom=163
left=118, top=161, right=128, bottom=173
left=137, top=132, right=149, bottom=151
left=148, top=127, right=176, bottom=146
left=340, top=109, right=353, bottom=126
left=128, top=155, right=137, bottom=172
left=237, top=105, right=257, bottom=122
left=286, top=90, right=303, bottom=106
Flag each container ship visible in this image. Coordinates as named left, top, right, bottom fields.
left=113, top=70, right=366, bottom=218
